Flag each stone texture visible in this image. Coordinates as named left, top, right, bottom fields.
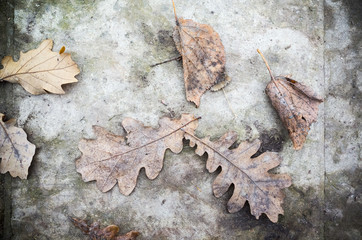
left=0, top=0, right=360, bottom=239
left=324, top=0, right=362, bottom=239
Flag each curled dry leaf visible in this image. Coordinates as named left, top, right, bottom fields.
left=70, top=217, right=139, bottom=240
left=185, top=132, right=292, bottom=223
left=257, top=50, right=323, bottom=150
left=0, top=39, right=80, bottom=95
left=172, top=0, right=230, bottom=107
left=0, top=113, right=36, bottom=179
left=76, top=114, right=199, bottom=194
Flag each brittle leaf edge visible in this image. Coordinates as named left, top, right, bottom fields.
left=0, top=39, right=80, bottom=95
left=184, top=130, right=292, bottom=223
left=0, top=113, right=36, bottom=179
left=76, top=114, right=199, bottom=195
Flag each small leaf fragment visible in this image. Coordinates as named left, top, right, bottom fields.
left=69, top=217, right=140, bottom=240
left=185, top=132, right=292, bottom=223
left=59, top=46, right=66, bottom=54
left=0, top=39, right=80, bottom=95
left=76, top=114, right=199, bottom=194
left=172, top=1, right=229, bottom=107
left=0, top=113, right=36, bottom=179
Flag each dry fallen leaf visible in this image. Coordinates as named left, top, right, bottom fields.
left=76, top=114, right=199, bottom=194
left=76, top=113, right=292, bottom=222
left=0, top=39, right=80, bottom=95
left=185, top=131, right=292, bottom=223
left=69, top=217, right=140, bottom=240
left=257, top=49, right=323, bottom=150
left=0, top=113, right=36, bottom=179
left=172, top=0, right=230, bottom=107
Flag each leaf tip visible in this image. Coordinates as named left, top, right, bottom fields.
left=293, top=143, right=303, bottom=151
left=268, top=214, right=279, bottom=223
left=190, top=98, right=200, bottom=108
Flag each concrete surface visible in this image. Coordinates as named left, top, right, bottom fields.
left=0, top=0, right=360, bottom=239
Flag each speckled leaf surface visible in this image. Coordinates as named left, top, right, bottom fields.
left=185, top=131, right=292, bottom=223
left=173, top=15, right=229, bottom=107
left=258, top=50, right=323, bottom=150
left=76, top=114, right=199, bottom=195
left=265, top=76, right=323, bottom=150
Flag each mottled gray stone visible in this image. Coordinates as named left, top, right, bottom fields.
left=0, top=0, right=360, bottom=239
left=324, top=0, right=361, bottom=239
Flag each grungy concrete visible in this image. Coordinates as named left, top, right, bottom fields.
left=0, top=0, right=360, bottom=239
left=323, top=0, right=361, bottom=239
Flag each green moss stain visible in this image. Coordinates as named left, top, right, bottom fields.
left=10, top=136, right=84, bottom=239
left=129, top=58, right=152, bottom=88
left=58, top=18, right=70, bottom=30
left=14, top=0, right=96, bottom=48
left=16, top=0, right=96, bottom=15
left=120, top=0, right=177, bottom=87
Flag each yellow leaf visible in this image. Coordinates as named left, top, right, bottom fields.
left=0, top=39, right=80, bottom=95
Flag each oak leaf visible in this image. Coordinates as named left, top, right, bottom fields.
left=258, top=50, right=323, bottom=150
left=0, top=39, right=79, bottom=95
left=76, top=114, right=199, bottom=194
left=0, top=113, right=36, bottom=179
left=185, top=131, right=292, bottom=223
left=172, top=0, right=230, bottom=107
left=69, top=217, right=140, bottom=240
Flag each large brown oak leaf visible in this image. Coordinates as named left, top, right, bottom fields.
left=258, top=50, right=323, bottom=150
left=185, top=131, right=292, bottom=223
left=76, top=114, right=198, bottom=194
left=0, top=39, right=79, bottom=95
left=172, top=0, right=229, bottom=107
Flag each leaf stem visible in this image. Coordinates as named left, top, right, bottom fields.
left=97, top=116, right=201, bottom=191
left=1, top=64, right=78, bottom=81
left=95, top=116, right=201, bottom=164
left=257, top=49, right=285, bottom=95
left=257, top=49, right=299, bottom=133
left=150, top=56, right=182, bottom=68
left=172, top=0, right=178, bottom=23
left=257, top=49, right=275, bottom=82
